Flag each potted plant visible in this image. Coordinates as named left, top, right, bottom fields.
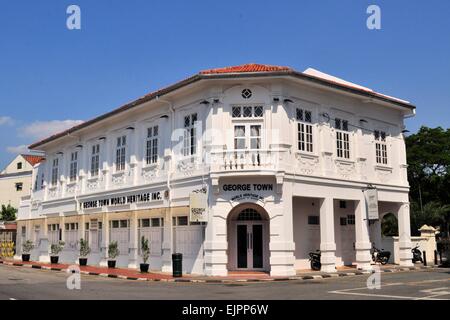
left=21, top=240, right=34, bottom=262
left=107, top=241, right=119, bottom=268
left=50, top=241, right=65, bottom=264
left=79, top=238, right=91, bottom=266
left=140, top=236, right=150, bottom=273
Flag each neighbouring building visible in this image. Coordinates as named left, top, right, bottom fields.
left=16, top=64, right=416, bottom=276
left=0, top=154, right=45, bottom=209
left=0, top=221, right=17, bottom=243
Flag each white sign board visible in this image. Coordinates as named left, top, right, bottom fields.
left=364, top=188, right=379, bottom=220
left=189, top=190, right=208, bottom=222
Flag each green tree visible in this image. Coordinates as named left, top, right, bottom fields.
left=0, top=204, right=17, bottom=221
left=381, top=213, right=398, bottom=236
left=406, top=126, right=450, bottom=236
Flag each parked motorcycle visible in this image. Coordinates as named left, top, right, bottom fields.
left=371, top=245, right=391, bottom=265
left=309, top=250, right=321, bottom=271
left=411, top=245, right=423, bottom=263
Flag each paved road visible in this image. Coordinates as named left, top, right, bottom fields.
left=0, top=264, right=449, bottom=300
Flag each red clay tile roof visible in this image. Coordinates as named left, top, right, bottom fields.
left=22, top=155, right=45, bottom=166
left=0, top=222, right=16, bottom=230
left=200, top=63, right=291, bottom=74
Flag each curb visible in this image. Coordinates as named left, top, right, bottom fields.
left=0, top=259, right=442, bottom=284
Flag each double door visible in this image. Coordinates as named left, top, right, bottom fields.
left=236, top=222, right=264, bottom=270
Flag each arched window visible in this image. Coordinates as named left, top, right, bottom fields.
left=237, top=208, right=262, bottom=221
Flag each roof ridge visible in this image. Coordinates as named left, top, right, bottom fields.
left=199, top=63, right=291, bottom=75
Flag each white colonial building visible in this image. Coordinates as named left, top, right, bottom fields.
left=16, top=63, right=416, bottom=276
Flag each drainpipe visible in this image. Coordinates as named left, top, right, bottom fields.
left=155, top=95, right=175, bottom=272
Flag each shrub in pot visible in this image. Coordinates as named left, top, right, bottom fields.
left=140, top=236, right=150, bottom=273
left=107, top=241, right=119, bottom=268
left=21, top=240, right=34, bottom=262
left=50, top=241, right=65, bottom=264
left=79, top=238, right=91, bottom=266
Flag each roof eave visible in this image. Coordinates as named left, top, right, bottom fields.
left=29, top=70, right=415, bottom=150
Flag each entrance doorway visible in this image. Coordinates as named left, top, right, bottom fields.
left=228, top=206, right=269, bottom=271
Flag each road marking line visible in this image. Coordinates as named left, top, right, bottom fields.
left=329, top=290, right=416, bottom=300
left=330, top=282, right=404, bottom=293
left=420, top=287, right=450, bottom=293
left=330, top=281, right=450, bottom=300
left=415, top=294, right=449, bottom=300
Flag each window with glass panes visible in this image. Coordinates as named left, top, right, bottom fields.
left=296, top=108, right=313, bottom=152
left=115, top=136, right=126, bottom=171
left=374, top=130, right=388, bottom=165
left=173, top=216, right=189, bottom=226
left=69, top=151, right=78, bottom=182
left=335, top=118, right=350, bottom=159
left=91, top=144, right=100, bottom=177
left=146, top=125, right=159, bottom=164
left=51, top=158, right=59, bottom=186
left=231, top=105, right=263, bottom=118
left=234, top=125, right=261, bottom=150
left=183, top=113, right=197, bottom=156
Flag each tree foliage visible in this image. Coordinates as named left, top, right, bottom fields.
left=0, top=204, right=17, bottom=221
left=406, top=126, right=450, bottom=236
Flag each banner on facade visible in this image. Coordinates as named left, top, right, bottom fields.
left=364, top=188, right=379, bottom=220
left=189, top=188, right=208, bottom=222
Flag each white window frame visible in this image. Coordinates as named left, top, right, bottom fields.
left=335, top=118, right=350, bottom=159
left=231, top=105, right=264, bottom=119
left=183, top=113, right=198, bottom=157
left=51, top=158, right=59, bottom=187
left=69, top=151, right=78, bottom=182
left=115, top=135, right=127, bottom=172
left=90, top=144, right=100, bottom=177
left=233, top=124, right=262, bottom=150
left=146, top=125, right=159, bottom=165
left=374, top=130, right=388, bottom=165
left=296, top=108, right=314, bottom=153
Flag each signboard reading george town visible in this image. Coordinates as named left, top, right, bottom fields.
left=222, top=184, right=274, bottom=192
left=82, top=191, right=162, bottom=209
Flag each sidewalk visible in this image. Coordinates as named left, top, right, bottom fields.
left=0, top=258, right=439, bottom=283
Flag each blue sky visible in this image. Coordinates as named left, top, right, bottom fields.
left=0, top=0, right=449, bottom=168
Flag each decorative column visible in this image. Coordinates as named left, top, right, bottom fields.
left=369, top=219, right=382, bottom=250
left=204, top=208, right=228, bottom=277
left=99, top=212, right=109, bottom=267
left=103, top=136, right=112, bottom=190
left=79, top=214, right=86, bottom=250
left=355, top=197, right=373, bottom=270
left=319, top=197, right=336, bottom=272
left=38, top=217, right=50, bottom=263
left=397, top=203, right=413, bottom=266
left=128, top=211, right=139, bottom=269
left=268, top=183, right=296, bottom=277
left=161, top=208, right=173, bottom=272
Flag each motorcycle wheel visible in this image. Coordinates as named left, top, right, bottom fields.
left=380, top=257, right=388, bottom=265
